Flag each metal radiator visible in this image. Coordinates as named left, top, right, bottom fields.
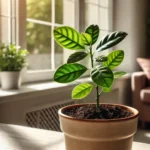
left=26, top=101, right=74, bottom=132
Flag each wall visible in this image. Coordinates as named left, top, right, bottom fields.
left=113, top=0, right=149, bottom=72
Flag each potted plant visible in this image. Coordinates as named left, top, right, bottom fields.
left=53, top=25, right=139, bottom=150
left=0, top=43, right=28, bottom=90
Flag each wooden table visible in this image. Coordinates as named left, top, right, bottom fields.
left=0, top=123, right=149, bottom=150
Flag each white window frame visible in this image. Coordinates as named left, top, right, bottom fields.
left=0, top=0, right=113, bottom=83
left=15, top=0, right=80, bottom=83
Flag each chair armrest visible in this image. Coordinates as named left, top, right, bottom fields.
left=131, top=72, right=147, bottom=106
left=131, top=72, right=147, bottom=92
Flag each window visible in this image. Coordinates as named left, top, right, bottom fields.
left=0, top=0, right=113, bottom=83
left=24, top=0, right=76, bottom=82
left=27, top=0, right=65, bottom=71
left=84, top=0, right=113, bottom=59
left=0, top=0, right=17, bottom=44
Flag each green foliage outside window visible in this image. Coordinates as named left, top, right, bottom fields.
left=26, top=0, right=63, bottom=54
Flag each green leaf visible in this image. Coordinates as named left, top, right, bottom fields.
left=103, top=50, right=124, bottom=69
left=91, top=65, right=114, bottom=88
left=54, top=63, right=87, bottom=83
left=72, top=83, right=93, bottom=99
left=113, top=71, right=126, bottom=78
left=67, top=52, right=88, bottom=63
left=53, top=26, right=85, bottom=50
left=81, top=33, right=92, bottom=45
left=95, top=55, right=107, bottom=62
left=102, top=86, right=112, bottom=93
left=85, top=24, right=99, bottom=45
left=96, top=31, right=128, bottom=51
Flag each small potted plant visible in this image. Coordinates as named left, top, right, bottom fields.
left=53, top=25, right=139, bottom=150
left=0, top=43, right=28, bottom=90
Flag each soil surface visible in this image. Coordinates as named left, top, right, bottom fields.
left=63, top=104, right=133, bottom=120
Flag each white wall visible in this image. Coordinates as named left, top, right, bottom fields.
left=113, top=0, right=149, bottom=72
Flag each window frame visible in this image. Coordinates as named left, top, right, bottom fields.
left=1, top=0, right=113, bottom=83
left=16, top=0, right=80, bottom=83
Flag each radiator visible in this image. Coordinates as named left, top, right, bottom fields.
left=26, top=101, right=74, bottom=132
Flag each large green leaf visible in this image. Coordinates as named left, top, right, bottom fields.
left=54, top=63, right=87, bottom=83
left=81, top=33, right=92, bottom=45
left=67, top=52, right=88, bottom=63
left=72, top=83, right=93, bottom=99
left=96, top=31, right=128, bottom=51
left=53, top=26, right=85, bottom=50
left=85, top=24, right=99, bottom=45
left=103, top=50, right=124, bottom=69
left=113, top=71, right=126, bottom=78
left=91, top=65, right=114, bottom=88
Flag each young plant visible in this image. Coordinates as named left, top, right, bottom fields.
left=0, top=43, right=28, bottom=71
left=53, top=25, right=127, bottom=109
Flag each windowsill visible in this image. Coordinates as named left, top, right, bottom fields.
left=0, top=74, right=131, bottom=104
left=0, top=77, right=92, bottom=104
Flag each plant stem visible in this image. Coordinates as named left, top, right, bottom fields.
left=97, top=88, right=103, bottom=109
left=89, top=45, right=94, bottom=68
left=89, top=45, right=100, bottom=109
left=96, top=85, right=99, bottom=109
left=99, top=89, right=103, bottom=96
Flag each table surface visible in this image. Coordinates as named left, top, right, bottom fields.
left=0, top=123, right=149, bottom=150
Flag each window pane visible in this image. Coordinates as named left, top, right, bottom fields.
left=55, top=0, right=63, bottom=24
left=85, top=0, right=98, bottom=4
left=63, top=0, right=75, bottom=26
left=27, top=0, right=52, bottom=22
left=85, top=1, right=98, bottom=27
left=85, top=0, right=110, bottom=30
left=26, top=23, right=51, bottom=70
left=99, top=7, right=109, bottom=30
left=100, top=0, right=108, bottom=7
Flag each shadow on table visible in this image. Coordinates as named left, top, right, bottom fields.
left=0, top=124, right=64, bottom=150
left=134, top=129, right=150, bottom=144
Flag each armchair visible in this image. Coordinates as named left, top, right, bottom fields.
left=131, top=72, right=150, bottom=127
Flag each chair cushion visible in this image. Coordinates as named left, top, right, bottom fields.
left=137, top=58, right=150, bottom=79
left=140, top=87, right=150, bottom=104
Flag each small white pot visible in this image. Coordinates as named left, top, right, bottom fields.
left=59, top=103, right=139, bottom=150
left=0, top=71, right=22, bottom=90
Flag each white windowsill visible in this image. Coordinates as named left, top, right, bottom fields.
left=0, top=74, right=131, bottom=104
left=0, top=77, right=92, bottom=104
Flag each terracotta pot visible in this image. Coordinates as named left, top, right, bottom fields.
left=0, top=71, right=22, bottom=90
left=58, top=103, right=139, bottom=150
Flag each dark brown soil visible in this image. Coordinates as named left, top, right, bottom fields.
left=63, top=104, right=134, bottom=120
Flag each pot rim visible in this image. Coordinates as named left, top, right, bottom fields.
left=58, top=103, right=139, bottom=122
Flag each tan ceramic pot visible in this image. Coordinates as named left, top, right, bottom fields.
left=0, top=71, right=22, bottom=90
left=58, top=103, right=139, bottom=150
